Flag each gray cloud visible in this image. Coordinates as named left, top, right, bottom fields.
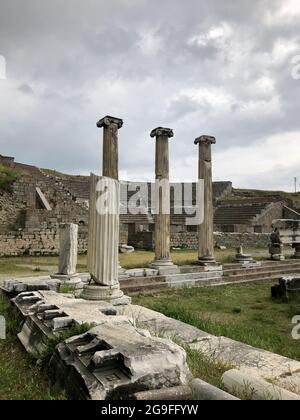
left=0, top=0, right=300, bottom=190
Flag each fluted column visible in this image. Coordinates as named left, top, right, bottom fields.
left=195, top=135, right=216, bottom=265
left=82, top=116, right=130, bottom=304
left=97, top=115, right=125, bottom=273
left=87, top=175, right=119, bottom=286
left=150, top=127, right=179, bottom=274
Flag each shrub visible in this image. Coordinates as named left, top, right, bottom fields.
left=0, top=165, right=21, bottom=193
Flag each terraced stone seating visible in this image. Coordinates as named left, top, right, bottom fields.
left=214, top=203, right=269, bottom=226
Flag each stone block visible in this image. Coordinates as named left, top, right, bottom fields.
left=49, top=322, right=191, bottom=400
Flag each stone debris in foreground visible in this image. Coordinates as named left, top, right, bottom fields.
left=50, top=322, right=190, bottom=400
left=12, top=290, right=191, bottom=400
left=8, top=285, right=300, bottom=399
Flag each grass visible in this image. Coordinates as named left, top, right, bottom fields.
left=134, top=282, right=300, bottom=362
left=0, top=248, right=268, bottom=277
left=0, top=292, right=63, bottom=400
left=0, top=165, right=22, bottom=193
left=185, top=347, right=233, bottom=390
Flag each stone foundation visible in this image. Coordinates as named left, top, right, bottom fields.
left=0, top=227, right=88, bottom=257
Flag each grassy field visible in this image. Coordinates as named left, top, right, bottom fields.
left=134, top=281, right=300, bottom=362
left=0, top=248, right=269, bottom=278
left=134, top=282, right=300, bottom=388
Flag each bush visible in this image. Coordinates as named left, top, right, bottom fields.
left=0, top=165, right=21, bottom=193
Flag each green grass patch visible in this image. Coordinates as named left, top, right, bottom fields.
left=0, top=248, right=268, bottom=277
left=134, top=282, right=300, bottom=361
left=185, top=347, right=233, bottom=390
left=0, top=165, right=22, bottom=193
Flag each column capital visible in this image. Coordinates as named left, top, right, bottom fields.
left=150, top=127, right=174, bottom=139
left=194, top=135, right=216, bottom=146
left=97, top=116, right=123, bottom=129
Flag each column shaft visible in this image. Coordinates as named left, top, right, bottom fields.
left=103, top=122, right=119, bottom=180
left=155, top=136, right=171, bottom=262
left=195, top=136, right=216, bottom=264
left=88, top=175, right=120, bottom=286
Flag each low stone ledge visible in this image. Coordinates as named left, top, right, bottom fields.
left=134, top=385, right=192, bottom=400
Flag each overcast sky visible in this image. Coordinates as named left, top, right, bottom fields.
left=0, top=0, right=300, bottom=191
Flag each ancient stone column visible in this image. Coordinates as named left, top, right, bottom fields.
left=97, top=115, right=125, bottom=274
left=82, top=116, right=130, bottom=304
left=51, top=223, right=80, bottom=283
left=150, top=127, right=179, bottom=274
left=194, top=135, right=217, bottom=266
left=97, top=115, right=123, bottom=180
left=82, top=175, right=128, bottom=302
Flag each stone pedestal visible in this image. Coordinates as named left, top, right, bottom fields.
left=235, top=246, right=254, bottom=263
left=269, top=244, right=285, bottom=261
left=51, top=223, right=80, bottom=283
left=149, top=127, right=179, bottom=275
left=82, top=175, right=130, bottom=305
left=194, top=136, right=217, bottom=267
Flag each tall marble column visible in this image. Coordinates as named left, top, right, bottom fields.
left=150, top=127, right=179, bottom=274
left=97, top=115, right=125, bottom=274
left=194, top=135, right=217, bottom=266
left=82, top=116, right=130, bottom=304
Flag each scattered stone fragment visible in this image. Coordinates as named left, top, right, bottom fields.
left=222, top=370, right=300, bottom=401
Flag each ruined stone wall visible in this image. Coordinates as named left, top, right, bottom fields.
left=0, top=228, right=270, bottom=257
left=213, top=232, right=270, bottom=248
left=129, top=231, right=270, bottom=250
left=0, top=227, right=88, bottom=257
left=120, top=223, right=129, bottom=244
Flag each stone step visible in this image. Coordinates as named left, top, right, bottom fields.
left=225, top=263, right=300, bottom=277
left=209, top=274, right=293, bottom=288
left=121, top=282, right=169, bottom=295
left=119, top=276, right=165, bottom=288
left=225, top=267, right=300, bottom=283
left=223, top=260, right=300, bottom=274
left=122, top=267, right=300, bottom=295
left=120, top=271, right=222, bottom=288
left=225, top=266, right=300, bottom=277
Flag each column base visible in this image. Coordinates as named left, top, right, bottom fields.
left=149, top=260, right=180, bottom=275
left=81, top=283, right=131, bottom=305
left=235, top=255, right=254, bottom=263
left=194, top=257, right=222, bottom=271
left=195, top=256, right=217, bottom=265
left=50, top=273, right=82, bottom=285
left=271, top=255, right=285, bottom=261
